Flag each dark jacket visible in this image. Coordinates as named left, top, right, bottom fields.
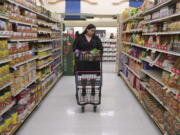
left=73, top=34, right=103, bottom=71
left=73, top=34, right=103, bottom=52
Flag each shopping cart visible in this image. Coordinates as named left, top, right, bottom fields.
left=75, top=51, right=102, bottom=112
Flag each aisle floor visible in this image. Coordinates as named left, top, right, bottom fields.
left=17, top=73, right=161, bottom=135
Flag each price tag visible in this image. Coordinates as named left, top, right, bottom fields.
left=151, top=49, right=156, bottom=53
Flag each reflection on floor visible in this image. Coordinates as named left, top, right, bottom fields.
left=17, top=73, right=161, bottom=135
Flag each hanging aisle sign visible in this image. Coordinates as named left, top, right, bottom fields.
left=46, top=0, right=98, bottom=5
left=129, top=0, right=144, bottom=7
left=65, top=0, right=81, bottom=19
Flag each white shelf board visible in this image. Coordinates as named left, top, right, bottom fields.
left=122, top=29, right=143, bottom=33
left=9, top=20, right=38, bottom=27
left=12, top=57, right=37, bottom=68
left=122, top=51, right=142, bottom=63
left=0, top=82, right=12, bottom=91
left=37, top=54, right=52, bottom=60
left=0, top=58, right=10, bottom=64
left=125, top=64, right=141, bottom=79
left=145, top=12, right=180, bottom=24
left=122, top=42, right=180, bottom=57
left=9, top=38, right=38, bottom=42
left=143, top=31, right=180, bottom=35
left=36, top=48, right=53, bottom=52
left=141, top=69, right=179, bottom=95
left=144, top=0, right=174, bottom=15
left=12, top=77, right=38, bottom=96
left=141, top=82, right=180, bottom=122
left=0, top=101, right=15, bottom=116
left=37, top=61, right=53, bottom=70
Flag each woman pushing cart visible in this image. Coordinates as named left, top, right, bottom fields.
left=73, top=24, right=103, bottom=112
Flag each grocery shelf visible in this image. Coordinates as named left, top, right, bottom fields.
left=122, top=28, right=143, bottom=33
left=125, top=64, right=141, bottom=79
left=53, top=55, right=61, bottom=61
left=37, top=54, right=52, bottom=60
left=103, top=55, right=116, bottom=57
left=141, top=69, right=179, bottom=95
left=41, top=73, right=63, bottom=100
left=52, top=47, right=61, bottom=52
left=9, top=38, right=38, bottom=42
left=123, top=42, right=180, bottom=57
left=6, top=0, right=37, bottom=14
left=145, top=12, right=180, bottom=24
left=120, top=72, right=139, bottom=99
left=120, top=72, right=166, bottom=134
left=141, top=58, right=172, bottom=74
left=0, top=82, right=12, bottom=91
left=8, top=105, right=37, bottom=135
left=9, top=20, right=38, bottom=27
left=123, top=41, right=150, bottom=49
left=38, top=31, right=52, bottom=34
left=18, top=67, right=36, bottom=77
left=0, top=14, right=8, bottom=20
left=141, top=82, right=180, bottom=122
left=103, top=60, right=116, bottom=62
left=38, top=39, right=53, bottom=43
left=141, top=82, right=164, bottom=105
left=8, top=73, right=63, bottom=135
left=12, top=77, right=38, bottom=97
left=6, top=0, right=58, bottom=23
left=122, top=51, right=142, bottom=63
left=52, top=38, right=61, bottom=41
left=143, top=0, right=174, bottom=15
left=140, top=100, right=166, bottom=134
left=53, top=62, right=61, bottom=69
left=36, top=12, right=58, bottom=23
left=0, top=35, right=9, bottom=38
left=0, top=101, right=15, bottom=116
left=41, top=72, right=53, bottom=82
left=36, top=47, right=53, bottom=52
left=37, top=61, right=53, bottom=70
left=11, top=57, right=37, bottom=68
left=143, top=31, right=180, bottom=35
left=0, top=58, right=10, bottom=64
left=122, top=12, right=143, bottom=23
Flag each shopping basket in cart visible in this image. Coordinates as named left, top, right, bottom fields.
left=75, top=50, right=102, bottom=112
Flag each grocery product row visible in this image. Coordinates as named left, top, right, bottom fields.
left=0, top=0, right=63, bottom=134
left=101, top=38, right=117, bottom=62
left=118, top=0, right=179, bottom=134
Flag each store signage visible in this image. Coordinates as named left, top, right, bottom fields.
left=129, top=0, right=144, bottom=7
left=47, top=0, right=98, bottom=5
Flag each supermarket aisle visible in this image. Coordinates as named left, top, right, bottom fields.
left=17, top=73, right=161, bottom=135
left=103, top=62, right=116, bottom=73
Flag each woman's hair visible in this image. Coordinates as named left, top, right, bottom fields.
left=82, top=24, right=96, bottom=35
left=75, top=31, right=79, bottom=37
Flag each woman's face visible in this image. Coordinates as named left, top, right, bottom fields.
left=87, top=28, right=96, bottom=36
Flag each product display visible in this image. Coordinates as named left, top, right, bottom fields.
left=118, top=1, right=180, bottom=134
left=101, top=39, right=117, bottom=62
left=0, top=0, right=63, bottom=134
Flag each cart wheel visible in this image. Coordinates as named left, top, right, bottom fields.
left=82, top=106, right=85, bottom=113
left=94, top=106, right=97, bottom=112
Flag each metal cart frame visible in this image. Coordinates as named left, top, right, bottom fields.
left=75, top=51, right=103, bottom=112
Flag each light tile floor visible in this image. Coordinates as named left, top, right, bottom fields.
left=17, top=72, right=161, bottom=135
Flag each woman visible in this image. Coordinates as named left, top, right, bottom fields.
left=73, top=24, right=103, bottom=71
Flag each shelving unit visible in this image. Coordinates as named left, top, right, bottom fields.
left=118, top=1, right=180, bottom=134
left=101, top=38, right=117, bottom=62
left=0, top=0, right=64, bottom=134
left=0, top=101, right=15, bottom=116
left=7, top=73, right=63, bottom=135
left=9, top=19, right=38, bottom=27
left=0, top=82, right=12, bottom=91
